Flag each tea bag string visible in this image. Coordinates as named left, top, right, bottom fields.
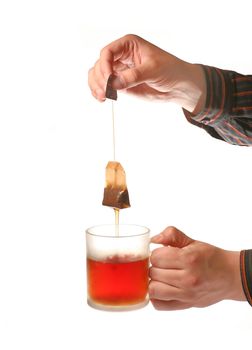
left=105, top=74, right=117, bottom=162
left=112, top=100, right=116, bottom=161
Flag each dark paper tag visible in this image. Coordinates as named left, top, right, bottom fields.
left=105, top=75, right=117, bottom=100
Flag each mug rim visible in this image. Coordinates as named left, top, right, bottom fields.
left=86, top=224, right=150, bottom=238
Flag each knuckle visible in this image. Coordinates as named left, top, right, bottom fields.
left=149, top=266, right=154, bottom=279
left=167, top=225, right=177, bottom=233
left=167, top=226, right=178, bottom=238
left=150, top=249, right=158, bottom=265
left=183, top=251, right=200, bottom=267
left=148, top=281, right=156, bottom=298
left=187, top=274, right=200, bottom=288
left=182, top=273, right=201, bottom=290
left=149, top=267, right=160, bottom=281
left=149, top=56, right=160, bottom=68
left=100, top=46, right=107, bottom=57
left=189, top=252, right=200, bottom=265
left=87, top=68, right=94, bottom=86
left=162, top=226, right=179, bottom=245
left=150, top=252, right=156, bottom=266
left=123, top=33, right=138, bottom=40
left=151, top=300, right=164, bottom=310
left=126, top=68, right=141, bottom=84
left=88, top=66, right=94, bottom=75
left=150, top=247, right=164, bottom=266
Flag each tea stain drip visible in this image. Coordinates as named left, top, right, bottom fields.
left=114, top=207, right=120, bottom=237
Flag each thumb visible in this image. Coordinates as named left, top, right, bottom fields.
left=112, top=64, right=149, bottom=90
left=151, top=226, right=194, bottom=248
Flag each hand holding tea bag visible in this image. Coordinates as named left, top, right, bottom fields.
left=102, top=161, right=130, bottom=209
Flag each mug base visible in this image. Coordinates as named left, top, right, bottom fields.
left=87, top=297, right=149, bottom=312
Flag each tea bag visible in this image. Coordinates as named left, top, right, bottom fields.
left=102, top=161, right=130, bottom=209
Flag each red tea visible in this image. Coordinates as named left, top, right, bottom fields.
left=87, top=256, right=149, bottom=306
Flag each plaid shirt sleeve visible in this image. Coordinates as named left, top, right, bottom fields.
left=184, top=65, right=252, bottom=306
left=183, top=65, right=252, bottom=146
left=240, top=250, right=252, bottom=306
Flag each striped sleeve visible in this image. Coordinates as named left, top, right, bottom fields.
left=240, top=250, right=252, bottom=306
left=183, top=65, right=252, bottom=146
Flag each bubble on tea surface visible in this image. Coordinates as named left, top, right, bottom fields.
left=106, top=254, right=144, bottom=263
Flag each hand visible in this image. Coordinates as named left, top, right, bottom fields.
left=88, top=34, right=206, bottom=113
left=149, top=226, right=246, bottom=310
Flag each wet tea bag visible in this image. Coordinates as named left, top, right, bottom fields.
left=102, top=161, right=130, bottom=209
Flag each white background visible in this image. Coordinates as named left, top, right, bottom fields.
left=0, top=0, right=251, bottom=349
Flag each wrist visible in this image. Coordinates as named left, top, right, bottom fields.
left=224, top=250, right=247, bottom=301
left=171, top=62, right=206, bottom=114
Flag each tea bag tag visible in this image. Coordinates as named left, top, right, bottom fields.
left=105, top=75, right=117, bottom=100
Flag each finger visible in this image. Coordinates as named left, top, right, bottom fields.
left=149, top=280, right=182, bottom=301
left=113, top=60, right=128, bottom=72
left=87, top=66, right=95, bottom=92
left=88, top=61, right=106, bottom=101
left=88, top=66, right=105, bottom=101
left=150, top=246, right=183, bottom=269
left=151, top=299, right=192, bottom=311
left=149, top=266, right=184, bottom=287
left=99, top=35, right=151, bottom=91
left=93, top=60, right=107, bottom=100
left=112, top=64, right=150, bottom=90
left=151, top=226, right=194, bottom=248
left=100, top=38, right=128, bottom=80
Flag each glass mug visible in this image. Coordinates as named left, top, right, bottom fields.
left=86, top=224, right=150, bottom=311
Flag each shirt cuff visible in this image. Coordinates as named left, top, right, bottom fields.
left=240, top=250, right=252, bottom=306
left=184, top=65, right=234, bottom=127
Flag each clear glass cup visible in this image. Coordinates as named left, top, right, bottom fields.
left=86, top=224, right=150, bottom=311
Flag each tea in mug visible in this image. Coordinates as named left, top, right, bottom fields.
left=87, top=255, right=149, bottom=307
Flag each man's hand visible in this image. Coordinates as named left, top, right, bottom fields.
left=149, top=226, right=246, bottom=310
left=88, top=34, right=205, bottom=113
